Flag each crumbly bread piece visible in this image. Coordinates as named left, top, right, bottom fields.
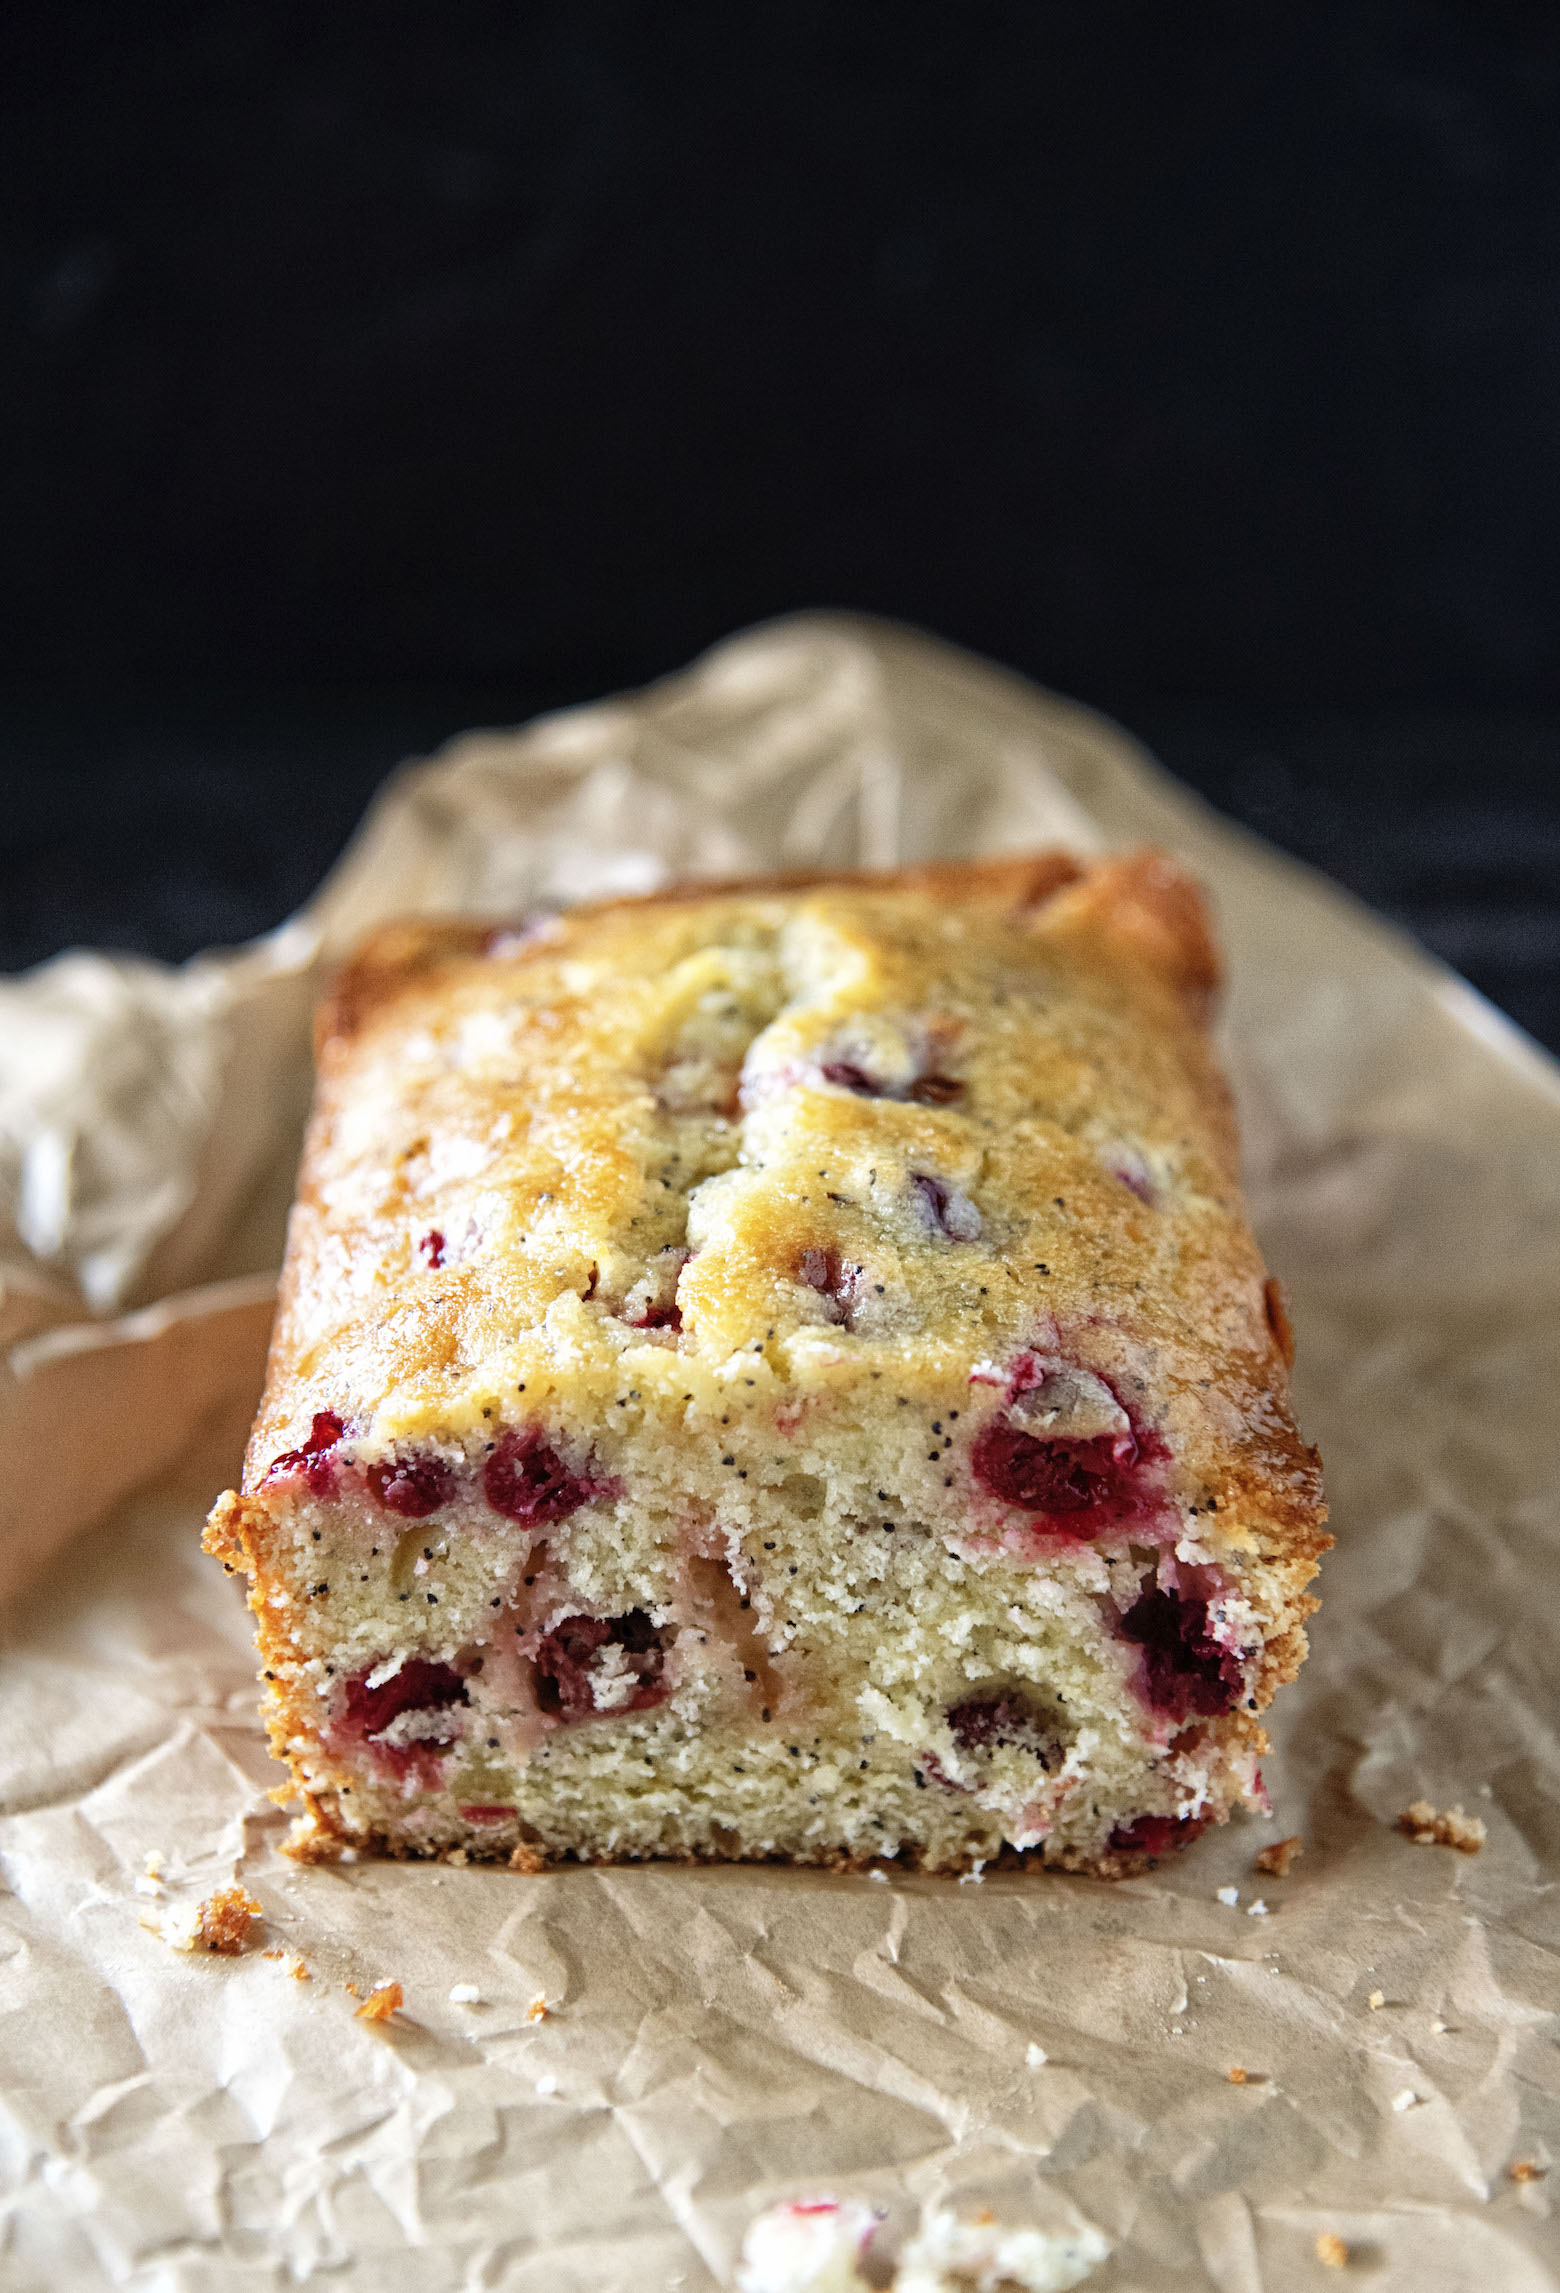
left=1397, top=1799, right=1485, bottom=1852
left=205, top=850, right=1326, bottom=1876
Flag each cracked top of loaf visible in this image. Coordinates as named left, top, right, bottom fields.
left=245, top=848, right=1323, bottom=1588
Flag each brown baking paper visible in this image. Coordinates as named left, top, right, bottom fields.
left=2, top=615, right=1558, bottom=2292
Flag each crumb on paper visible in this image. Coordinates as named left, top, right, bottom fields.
left=1315, top=2232, right=1348, bottom=2268
left=1391, top=2088, right=1418, bottom=2113
left=1227, top=2066, right=1248, bottom=2085
left=446, top=1847, right=469, bottom=1867
left=957, top=1861, right=986, bottom=1885
left=868, top=1868, right=889, bottom=1884
left=1026, top=2042, right=1048, bottom=2068
left=1397, top=1799, right=1486, bottom=1853
left=164, top=1886, right=263, bottom=1955
left=354, top=1981, right=402, bottom=2023
left=894, top=2203, right=1110, bottom=2292
left=526, top=1993, right=550, bottom=2022
left=735, top=2196, right=880, bottom=2293
left=449, top=1982, right=481, bottom=2005
left=1253, top=1835, right=1302, bottom=1878
left=1215, top=1886, right=1239, bottom=1907
left=1367, top=1990, right=1385, bottom=2010
left=1246, top=1898, right=1269, bottom=1917
left=535, top=2073, right=558, bottom=2096
left=1509, top=2160, right=1548, bottom=2184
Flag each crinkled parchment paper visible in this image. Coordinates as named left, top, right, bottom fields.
left=2, top=616, right=1558, bottom=2292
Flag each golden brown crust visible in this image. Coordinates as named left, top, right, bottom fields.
left=245, top=845, right=1317, bottom=1500
left=316, top=853, right=1092, bottom=1057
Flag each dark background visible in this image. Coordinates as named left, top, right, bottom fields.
left=4, top=3, right=1559, bottom=1046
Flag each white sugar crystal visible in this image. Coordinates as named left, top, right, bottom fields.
left=1026, top=2042, right=1048, bottom=2068
left=535, top=2074, right=558, bottom=2097
left=1391, top=2089, right=1418, bottom=2113
left=448, top=1983, right=481, bottom=2004
left=1247, top=1898, right=1269, bottom=1918
left=1216, top=1886, right=1239, bottom=1907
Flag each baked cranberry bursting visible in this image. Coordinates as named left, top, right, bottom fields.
left=820, top=1059, right=964, bottom=1105
left=369, top=1453, right=456, bottom=1518
left=531, top=1611, right=669, bottom=1723
left=970, top=1375, right=1168, bottom=1540
left=1116, top=1585, right=1245, bottom=1721
left=1108, top=1812, right=1210, bottom=1857
left=798, top=1246, right=864, bottom=1327
left=922, top=1695, right=1062, bottom=1791
left=910, top=1172, right=982, bottom=1241
left=972, top=1421, right=1139, bottom=1524
left=947, top=1695, right=1059, bottom=1762
left=262, top=1411, right=346, bottom=1497
left=339, top=1657, right=468, bottom=1780
left=482, top=1430, right=605, bottom=1524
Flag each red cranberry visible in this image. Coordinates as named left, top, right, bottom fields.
left=971, top=1418, right=1164, bottom=1540
left=947, top=1697, right=1057, bottom=1762
left=621, top=1245, right=689, bottom=1331
left=1108, top=1812, right=1210, bottom=1857
left=532, top=1610, right=668, bottom=1723
left=820, top=1060, right=888, bottom=1096
left=626, top=1298, right=682, bottom=1331
left=369, top=1453, right=456, bottom=1517
left=417, top=1229, right=446, bottom=1269
left=798, top=1246, right=864, bottom=1328
left=483, top=1431, right=598, bottom=1524
left=458, top=1803, right=517, bottom=1823
left=820, top=1059, right=964, bottom=1106
left=264, top=1410, right=346, bottom=1497
left=1117, top=1587, right=1245, bottom=1721
left=923, top=1696, right=1061, bottom=1788
left=343, top=1656, right=467, bottom=1741
left=907, top=1073, right=964, bottom=1105
left=910, top=1173, right=981, bottom=1241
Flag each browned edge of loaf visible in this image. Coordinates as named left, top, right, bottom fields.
left=315, top=847, right=1223, bottom=1057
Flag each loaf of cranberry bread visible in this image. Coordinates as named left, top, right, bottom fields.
left=205, top=850, right=1326, bottom=1875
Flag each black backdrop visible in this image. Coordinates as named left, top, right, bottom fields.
left=4, top=4, right=1559, bottom=1043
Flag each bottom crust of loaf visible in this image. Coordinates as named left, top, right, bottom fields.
left=281, top=1804, right=1256, bottom=1884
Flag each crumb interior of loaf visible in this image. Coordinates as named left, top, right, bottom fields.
left=252, top=1388, right=1274, bottom=1871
